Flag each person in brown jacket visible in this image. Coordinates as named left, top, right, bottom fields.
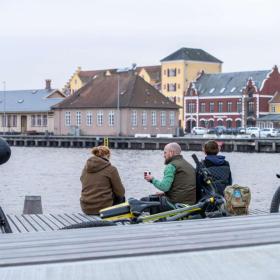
left=80, top=146, right=125, bottom=215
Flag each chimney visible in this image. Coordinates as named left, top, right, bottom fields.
left=45, top=79, right=52, bottom=91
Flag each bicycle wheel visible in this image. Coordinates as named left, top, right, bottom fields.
left=61, top=220, right=116, bottom=230
left=270, top=186, right=280, bottom=213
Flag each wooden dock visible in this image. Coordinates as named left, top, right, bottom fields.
left=2, top=135, right=280, bottom=152
left=1, top=211, right=280, bottom=279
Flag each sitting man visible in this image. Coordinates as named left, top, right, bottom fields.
left=196, top=140, right=232, bottom=200
left=144, top=142, right=196, bottom=213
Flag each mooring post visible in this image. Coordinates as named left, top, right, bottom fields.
left=23, top=195, right=43, bottom=214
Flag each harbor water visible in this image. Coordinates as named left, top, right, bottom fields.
left=0, top=147, right=279, bottom=214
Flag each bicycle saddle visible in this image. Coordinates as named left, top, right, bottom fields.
left=128, top=198, right=160, bottom=216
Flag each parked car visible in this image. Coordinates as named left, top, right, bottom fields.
left=260, top=128, right=278, bottom=138
left=237, top=127, right=246, bottom=134
left=214, top=126, right=226, bottom=135
left=246, top=127, right=260, bottom=137
left=191, top=127, right=207, bottom=135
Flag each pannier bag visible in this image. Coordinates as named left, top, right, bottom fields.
left=224, top=184, right=251, bottom=215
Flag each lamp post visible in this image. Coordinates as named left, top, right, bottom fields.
left=116, top=64, right=137, bottom=136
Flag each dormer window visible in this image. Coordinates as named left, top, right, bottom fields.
left=230, top=87, right=236, bottom=93
left=209, top=88, right=215, bottom=93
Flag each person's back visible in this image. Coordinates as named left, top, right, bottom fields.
left=80, top=146, right=125, bottom=214
left=165, top=154, right=196, bottom=205
left=197, top=141, right=232, bottom=199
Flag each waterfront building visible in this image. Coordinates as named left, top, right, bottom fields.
left=0, top=80, right=65, bottom=134
left=257, top=91, right=280, bottom=129
left=64, top=66, right=161, bottom=96
left=184, top=66, right=280, bottom=132
left=160, top=47, right=222, bottom=129
left=52, top=73, right=179, bottom=136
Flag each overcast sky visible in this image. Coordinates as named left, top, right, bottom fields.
left=0, top=0, right=279, bottom=90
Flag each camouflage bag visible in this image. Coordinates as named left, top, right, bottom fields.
left=224, top=184, right=251, bottom=215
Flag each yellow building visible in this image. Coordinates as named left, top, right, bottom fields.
left=64, top=67, right=116, bottom=96
left=160, top=47, right=222, bottom=129
left=65, top=66, right=161, bottom=96
left=137, top=65, right=161, bottom=91
left=269, top=91, right=280, bottom=113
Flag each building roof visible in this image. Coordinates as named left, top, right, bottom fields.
left=137, top=65, right=161, bottom=82
left=0, top=89, right=64, bottom=113
left=269, top=91, right=280, bottom=103
left=191, top=70, right=270, bottom=97
left=78, top=69, right=117, bottom=84
left=257, top=114, right=280, bottom=121
left=161, top=47, right=223, bottom=63
left=53, top=74, right=179, bottom=110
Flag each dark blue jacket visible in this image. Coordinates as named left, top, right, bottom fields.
left=196, top=155, right=232, bottom=200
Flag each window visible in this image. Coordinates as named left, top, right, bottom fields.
left=178, top=68, right=181, bottom=75
left=151, top=111, right=157, bottom=126
left=230, top=87, right=236, bottom=93
left=210, top=102, right=214, bottom=113
left=86, top=112, right=93, bottom=126
left=227, top=102, right=232, bottom=112
left=141, top=111, right=147, bottom=126
left=131, top=110, right=137, bottom=127
left=97, top=111, right=103, bottom=126
left=226, top=120, right=232, bottom=128
left=42, top=115, right=47, bottom=127
left=168, top=68, right=176, bottom=77
left=200, top=103, right=206, bottom=113
left=218, top=102, right=223, bottom=113
left=65, top=112, right=71, bottom=126
left=108, top=111, right=115, bottom=127
left=237, top=101, right=242, bottom=113
left=178, top=83, right=180, bottom=90
left=272, top=105, right=276, bottom=112
left=248, top=101, right=254, bottom=113
left=76, top=112, right=81, bottom=126
left=209, top=120, right=214, bottom=128
left=7, top=115, right=12, bottom=127
left=168, top=83, right=176, bottom=92
left=187, top=102, right=196, bottom=113
left=31, top=115, right=36, bottom=127
left=13, top=115, right=17, bottom=127
left=160, top=111, right=166, bottom=127
left=37, top=115, right=42, bottom=126
left=209, top=88, right=215, bottom=94
left=163, top=69, right=166, bottom=75
left=169, top=111, right=175, bottom=126
left=236, top=120, right=241, bottom=128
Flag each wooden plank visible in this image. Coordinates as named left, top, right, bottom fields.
left=6, top=216, right=29, bottom=233
left=28, top=215, right=55, bottom=231
left=5, top=215, right=21, bottom=234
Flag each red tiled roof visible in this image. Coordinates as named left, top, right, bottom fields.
left=53, top=73, right=178, bottom=110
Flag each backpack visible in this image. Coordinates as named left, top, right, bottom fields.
left=224, top=185, right=251, bottom=215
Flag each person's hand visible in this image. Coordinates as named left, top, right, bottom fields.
left=144, top=174, right=154, bottom=183
left=155, top=192, right=164, bottom=196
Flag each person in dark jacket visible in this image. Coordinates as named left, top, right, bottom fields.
left=80, top=146, right=125, bottom=215
left=197, top=140, right=232, bottom=200
left=143, top=142, right=196, bottom=213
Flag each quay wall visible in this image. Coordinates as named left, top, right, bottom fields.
left=2, top=135, right=280, bottom=153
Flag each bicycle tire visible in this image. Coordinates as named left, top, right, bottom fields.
left=61, top=220, right=116, bottom=230
left=270, top=186, right=280, bottom=213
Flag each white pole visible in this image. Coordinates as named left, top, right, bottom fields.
left=117, top=74, right=120, bottom=136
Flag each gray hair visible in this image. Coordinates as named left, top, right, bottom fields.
left=165, top=142, right=181, bottom=155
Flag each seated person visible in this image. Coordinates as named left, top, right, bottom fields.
left=80, top=146, right=125, bottom=215
left=144, top=142, right=196, bottom=213
left=197, top=140, right=232, bottom=200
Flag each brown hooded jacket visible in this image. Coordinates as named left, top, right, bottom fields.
left=80, top=156, right=125, bottom=214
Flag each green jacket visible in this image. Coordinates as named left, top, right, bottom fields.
left=152, top=155, right=196, bottom=205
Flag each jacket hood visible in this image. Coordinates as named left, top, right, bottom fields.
left=205, top=155, right=225, bottom=165
left=86, top=156, right=110, bottom=173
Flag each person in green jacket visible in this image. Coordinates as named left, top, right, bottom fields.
left=143, top=142, right=196, bottom=213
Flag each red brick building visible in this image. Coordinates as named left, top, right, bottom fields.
left=184, top=66, right=280, bottom=132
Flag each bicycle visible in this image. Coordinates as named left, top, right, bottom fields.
left=270, top=174, right=280, bottom=213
